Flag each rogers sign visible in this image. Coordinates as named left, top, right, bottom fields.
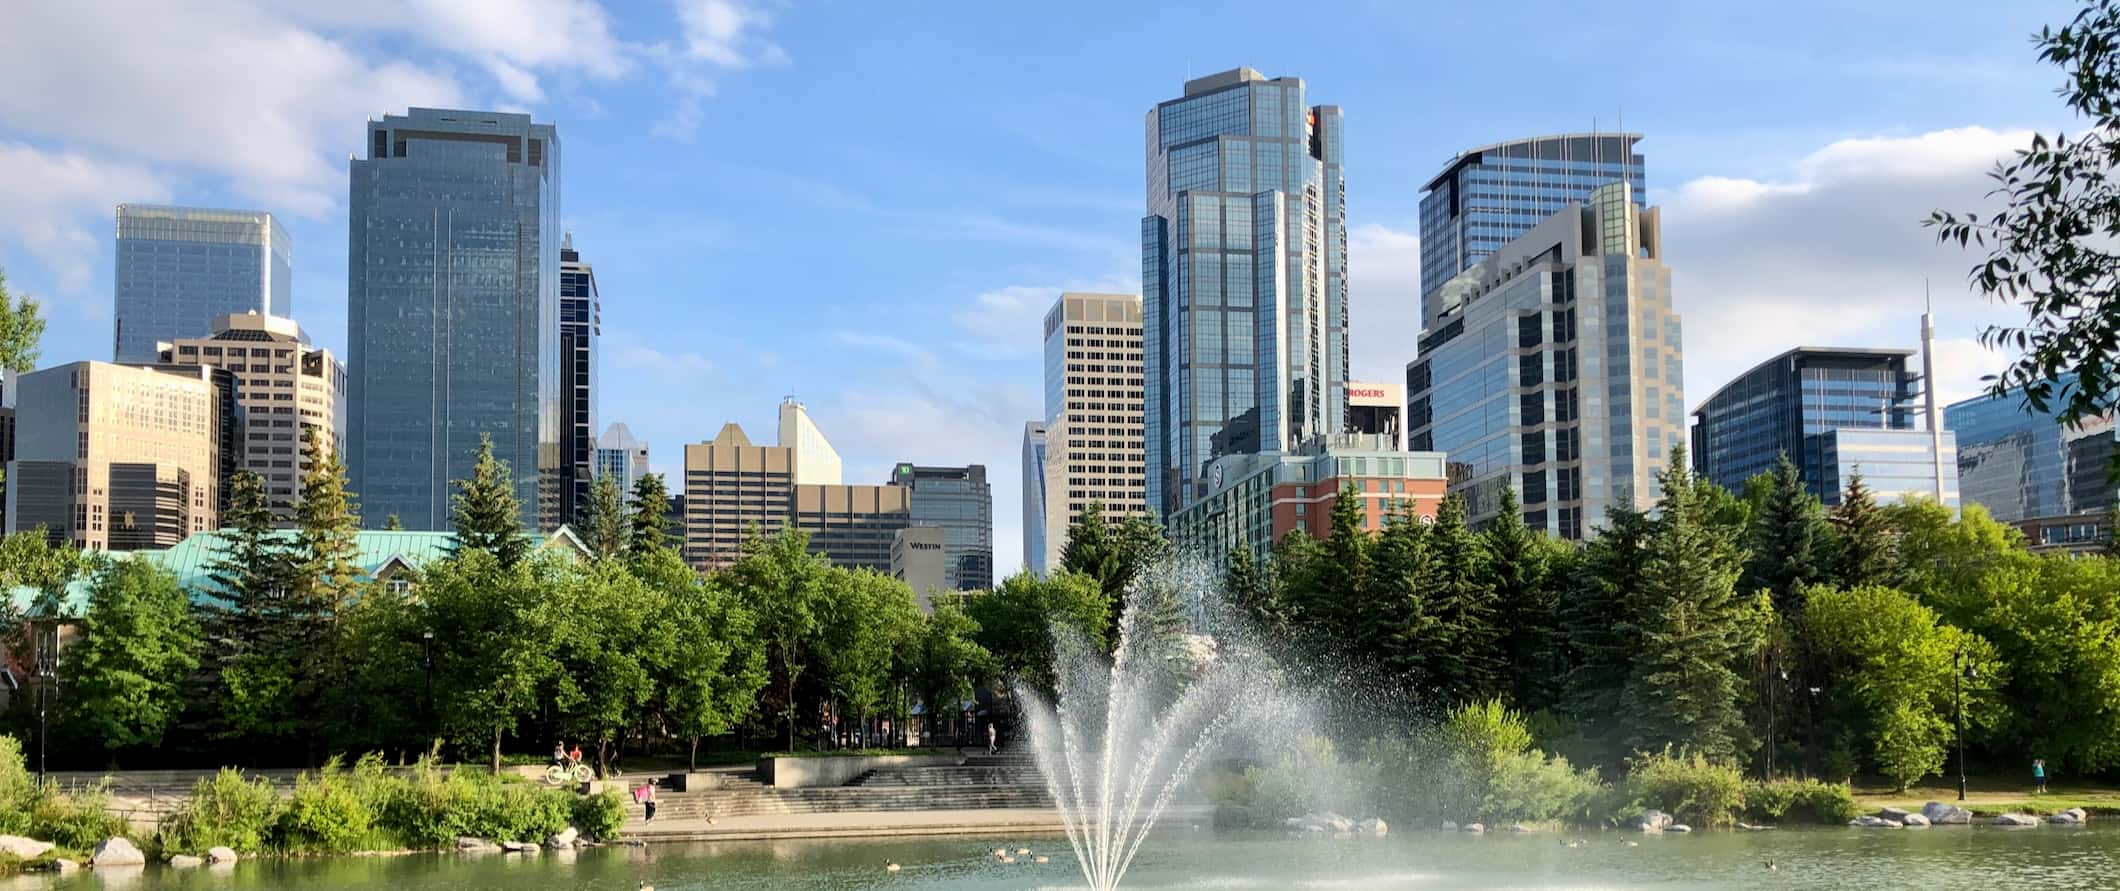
left=1347, top=387, right=1389, bottom=399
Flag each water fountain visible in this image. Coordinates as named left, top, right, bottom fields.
left=1019, top=561, right=1299, bottom=891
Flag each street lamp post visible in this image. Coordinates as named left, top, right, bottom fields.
left=1805, top=686, right=1822, bottom=780
left=421, top=631, right=436, bottom=742
left=32, top=622, right=57, bottom=782
left=1955, top=649, right=1978, bottom=802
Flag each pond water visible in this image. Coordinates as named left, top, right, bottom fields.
left=9, top=825, right=2120, bottom=890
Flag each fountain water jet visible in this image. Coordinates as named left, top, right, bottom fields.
left=1019, top=560, right=1298, bottom=891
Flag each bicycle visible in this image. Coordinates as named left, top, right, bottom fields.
left=544, top=762, right=595, bottom=786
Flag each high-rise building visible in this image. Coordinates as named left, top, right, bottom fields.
left=558, top=233, right=600, bottom=528
left=890, top=526, right=947, bottom=611
left=680, top=405, right=905, bottom=572
left=157, top=313, right=347, bottom=519
left=1038, top=292, right=1148, bottom=573
left=1690, top=347, right=1922, bottom=499
left=1812, top=426, right=1960, bottom=509
left=779, top=398, right=842, bottom=485
left=792, top=483, right=910, bottom=573
left=7, top=362, right=232, bottom=550
left=594, top=422, right=649, bottom=502
left=1946, top=372, right=2117, bottom=523
left=348, top=108, right=560, bottom=532
left=1167, top=434, right=1448, bottom=573
left=1419, top=134, right=1644, bottom=322
left=1345, top=381, right=1403, bottom=449
left=1405, top=182, right=1683, bottom=538
left=888, top=463, right=994, bottom=591
left=1021, top=421, right=1047, bottom=576
left=1142, top=68, right=1347, bottom=518
left=114, top=205, right=291, bottom=365
left=0, top=371, right=15, bottom=531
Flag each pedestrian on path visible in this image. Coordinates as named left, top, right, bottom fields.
left=636, top=781, right=658, bottom=822
left=2033, top=758, right=2048, bottom=795
left=987, top=722, right=999, bottom=755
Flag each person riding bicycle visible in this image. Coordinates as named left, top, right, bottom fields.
left=552, top=740, right=567, bottom=768
left=568, top=743, right=584, bottom=768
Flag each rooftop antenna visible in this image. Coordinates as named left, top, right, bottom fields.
left=1920, top=280, right=1949, bottom=505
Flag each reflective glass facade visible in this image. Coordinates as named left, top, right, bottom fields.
left=1945, top=373, right=2118, bottom=522
left=1690, top=348, right=1919, bottom=500
left=348, top=108, right=559, bottom=531
left=114, top=205, right=290, bottom=364
left=1818, top=427, right=1959, bottom=508
left=1143, top=68, right=1347, bottom=518
left=1419, top=135, right=1644, bottom=325
left=1406, top=183, right=1682, bottom=539
left=558, top=235, right=599, bottom=528
left=1021, top=421, right=1047, bottom=576
left=890, top=463, right=994, bottom=591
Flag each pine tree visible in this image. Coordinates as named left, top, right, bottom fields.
left=384, top=514, right=403, bottom=531
left=1225, top=543, right=1288, bottom=636
left=1745, top=454, right=1826, bottom=617
left=582, top=473, right=629, bottom=561
left=292, top=428, right=366, bottom=755
left=1831, top=470, right=1893, bottom=589
left=1626, top=446, right=1759, bottom=760
left=1562, top=493, right=1653, bottom=764
left=1370, top=503, right=1438, bottom=690
left=1488, top=486, right=1562, bottom=712
left=451, top=434, right=529, bottom=567
left=627, top=472, right=674, bottom=559
left=1301, top=484, right=1373, bottom=648
left=203, top=469, right=298, bottom=643
left=1425, top=493, right=1501, bottom=705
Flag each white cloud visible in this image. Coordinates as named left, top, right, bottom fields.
left=606, top=327, right=714, bottom=374
left=832, top=331, right=936, bottom=366
left=1658, top=125, right=2034, bottom=413
left=1347, top=222, right=1421, bottom=386
left=0, top=144, right=169, bottom=297
left=672, top=0, right=785, bottom=68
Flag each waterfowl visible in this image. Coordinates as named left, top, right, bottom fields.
left=1015, top=847, right=1031, bottom=855
left=1033, top=855, right=1050, bottom=864
left=1762, top=860, right=1777, bottom=871
left=885, top=861, right=901, bottom=873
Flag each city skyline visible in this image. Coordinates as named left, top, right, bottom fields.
left=0, top=0, right=2081, bottom=572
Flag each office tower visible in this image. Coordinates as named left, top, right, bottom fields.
left=1345, top=381, right=1403, bottom=448
left=890, top=527, right=948, bottom=611
left=1692, top=347, right=1924, bottom=498
left=1167, top=437, right=1448, bottom=573
left=779, top=398, right=842, bottom=485
left=0, top=372, right=13, bottom=530
left=1947, top=371, right=2117, bottom=525
left=888, top=463, right=994, bottom=591
left=680, top=405, right=905, bottom=572
left=594, top=422, right=650, bottom=502
left=1021, top=421, right=1047, bottom=576
left=1039, top=294, right=1149, bottom=573
left=157, top=313, right=347, bottom=519
left=558, top=233, right=600, bottom=528
left=1142, top=68, right=1347, bottom=518
left=348, top=108, right=560, bottom=532
left=1419, top=134, right=1645, bottom=322
left=113, top=205, right=291, bottom=365
left=791, top=483, right=910, bottom=573
left=1405, top=182, right=1683, bottom=539
left=7, top=362, right=230, bottom=549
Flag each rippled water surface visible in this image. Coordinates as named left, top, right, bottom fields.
left=11, top=825, right=2120, bottom=889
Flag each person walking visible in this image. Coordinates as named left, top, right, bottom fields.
left=639, top=781, right=658, bottom=822
left=987, top=722, right=999, bottom=755
left=2034, top=758, right=2048, bottom=795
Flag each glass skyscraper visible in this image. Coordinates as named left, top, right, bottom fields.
left=1142, top=67, right=1347, bottom=518
left=558, top=233, right=599, bottom=528
left=347, top=108, right=560, bottom=531
left=594, top=422, right=648, bottom=504
left=1946, top=373, right=2117, bottom=523
left=114, top=205, right=290, bottom=364
left=1021, top=421, right=1047, bottom=577
left=889, top=463, right=995, bottom=591
left=1419, top=134, right=1644, bottom=322
left=1690, top=347, right=1922, bottom=500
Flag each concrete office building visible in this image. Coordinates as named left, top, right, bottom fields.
left=114, top=205, right=291, bottom=364
left=888, top=463, right=994, bottom=591
left=779, top=398, right=842, bottom=485
left=1406, top=181, right=1683, bottom=538
left=680, top=403, right=903, bottom=572
left=1020, top=421, right=1048, bottom=576
left=1143, top=68, right=1348, bottom=518
left=558, top=233, right=600, bottom=528
left=890, top=526, right=948, bottom=611
left=1167, top=434, right=1448, bottom=572
left=157, top=313, right=347, bottom=519
left=1037, top=292, right=1149, bottom=574
left=794, top=483, right=911, bottom=574
left=1419, top=134, right=1645, bottom=323
left=348, top=108, right=560, bottom=532
left=1346, top=381, right=1403, bottom=449
left=1691, top=347, right=1923, bottom=499
left=7, top=362, right=231, bottom=550
left=594, top=422, right=649, bottom=502
left=1946, top=372, right=2117, bottom=524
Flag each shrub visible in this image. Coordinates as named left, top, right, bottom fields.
left=1620, top=748, right=1746, bottom=828
left=447, top=776, right=571, bottom=843
left=0, top=735, right=35, bottom=835
left=158, top=769, right=283, bottom=854
left=571, top=791, right=626, bottom=840
left=1239, top=737, right=1369, bottom=826
left=1743, top=778, right=1858, bottom=825
left=277, top=761, right=374, bottom=853
left=1367, top=700, right=1604, bottom=826
left=28, top=782, right=128, bottom=851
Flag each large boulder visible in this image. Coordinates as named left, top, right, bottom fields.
left=0, top=836, right=52, bottom=859
left=1921, top=802, right=1972, bottom=825
left=546, top=826, right=581, bottom=849
left=1874, top=807, right=1913, bottom=822
left=456, top=837, right=500, bottom=852
left=51, top=858, right=79, bottom=874
left=1356, top=818, right=1388, bottom=837
left=1667, top=824, right=1694, bottom=833
left=1993, top=813, right=2040, bottom=827
left=2047, top=808, right=2087, bottom=825
left=205, top=846, right=239, bottom=864
left=168, top=854, right=204, bottom=868
left=1634, top=810, right=1673, bottom=833
left=90, top=837, right=146, bottom=867
left=1901, top=813, right=1931, bottom=828
left=1461, top=822, right=1485, bottom=833
left=1849, top=815, right=1901, bottom=828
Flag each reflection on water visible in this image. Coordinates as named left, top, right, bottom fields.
left=7, top=825, right=2120, bottom=890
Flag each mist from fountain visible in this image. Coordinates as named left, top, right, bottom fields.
left=1019, top=559, right=1305, bottom=891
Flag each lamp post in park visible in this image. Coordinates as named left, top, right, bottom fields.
left=1955, top=649, right=1979, bottom=802
left=32, top=621, right=57, bottom=782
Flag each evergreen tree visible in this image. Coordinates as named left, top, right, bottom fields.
left=1268, top=528, right=1323, bottom=628
left=1425, top=493, right=1502, bottom=705
left=1487, top=487, right=1562, bottom=712
left=1370, top=503, right=1438, bottom=689
left=1059, top=504, right=1169, bottom=648
left=1625, top=446, right=1761, bottom=760
left=1298, top=484, right=1372, bottom=646
left=384, top=514, right=403, bottom=531
left=582, top=473, right=629, bottom=561
left=1562, top=493, right=1654, bottom=763
left=2105, top=502, right=2120, bottom=559
left=293, top=428, right=366, bottom=752
left=203, top=469, right=298, bottom=641
left=1745, top=454, right=1826, bottom=617
left=1224, top=543, right=1287, bottom=637
left=627, top=472, right=674, bottom=559
left=1831, top=470, right=1893, bottom=589
left=451, top=434, right=528, bottom=567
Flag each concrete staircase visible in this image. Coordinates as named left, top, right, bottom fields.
left=647, top=754, right=1052, bottom=822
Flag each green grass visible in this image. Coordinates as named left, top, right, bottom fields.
left=1854, top=774, right=2120, bottom=816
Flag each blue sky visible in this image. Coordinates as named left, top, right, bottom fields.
left=0, top=0, right=2084, bottom=573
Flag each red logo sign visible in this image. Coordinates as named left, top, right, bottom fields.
left=1348, top=387, right=1388, bottom=399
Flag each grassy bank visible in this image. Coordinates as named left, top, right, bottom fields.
left=1855, top=775, right=2120, bottom=816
